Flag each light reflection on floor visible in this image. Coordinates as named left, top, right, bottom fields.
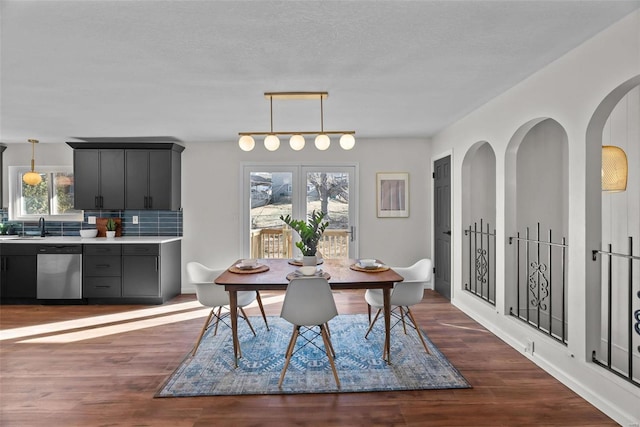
left=1, top=294, right=285, bottom=343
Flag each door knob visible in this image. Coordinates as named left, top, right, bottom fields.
left=443, top=230, right=451, bottom=235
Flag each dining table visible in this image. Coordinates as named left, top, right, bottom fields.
left=214, top=257, right=404, bottom=367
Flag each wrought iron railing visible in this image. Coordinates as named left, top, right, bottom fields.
left=509, top=223, right=568, bottom=345
left=591, top=236, right=639, bottom=388
left=464, top=219, right=496, bottom=305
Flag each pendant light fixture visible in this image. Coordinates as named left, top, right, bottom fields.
left=601, top=145, right=627, bottom=192
left=238, top=92, right=355, bottom=151
left=23, top=139, right=42, bottom=186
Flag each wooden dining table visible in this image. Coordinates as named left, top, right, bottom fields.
left=214, top=258, right=403, bottom=367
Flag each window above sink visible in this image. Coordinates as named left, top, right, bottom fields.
left=8, top=166, right=83, bottom=222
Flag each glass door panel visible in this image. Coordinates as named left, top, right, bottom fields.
left=249, top=171, right=294, bottom=259
left=303, top=167, right=356, bottom=259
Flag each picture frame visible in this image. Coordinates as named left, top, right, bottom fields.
left=376, top=172, right=409, bottom=218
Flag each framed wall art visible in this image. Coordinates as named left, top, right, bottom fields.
left=376, top=172, right=409, bottom=218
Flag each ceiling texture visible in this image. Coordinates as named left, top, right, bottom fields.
left=1, top=0, right=639, bottom=145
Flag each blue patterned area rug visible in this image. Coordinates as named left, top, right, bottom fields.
left=156, top=314, right=470, bottom=396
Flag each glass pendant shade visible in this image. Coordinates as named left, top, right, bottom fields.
left=289, top=134, right=305, bottom=151
left=339, top=134, right=355, bottom=150
left=23, top=139, right=42, bottom=186
left=238, top=135, right=255, bottom=151
left=314, top=134, right=330, bottom=150
left=602, top=145, right=627, bottom=192
left=23, top=171, right=42, bottom=186
left=264, top=134, right=280, bottom=151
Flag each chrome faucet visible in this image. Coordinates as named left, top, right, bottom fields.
left=39, top=217, right=46, bottom=237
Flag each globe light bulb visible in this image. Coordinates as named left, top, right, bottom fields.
left=264, top=134, right=280, bottom=151
left=289, top=134, right=305, bottom=151
left=238, top=135, right=255, bottom=151
left=339, top=134, right=355, bottom=150
left=314, top=134, right=330, bottom=150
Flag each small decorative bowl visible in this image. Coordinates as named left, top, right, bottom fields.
left=299, top=266, right=317, bottom=276
left=359, top=258, right=376, bottom=268
left=79, top=229, right=98, bottom=238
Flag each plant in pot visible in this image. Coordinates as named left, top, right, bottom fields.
left=280, top=210, right=329, bottom=266
left=105, top=218, right=117, bottom=239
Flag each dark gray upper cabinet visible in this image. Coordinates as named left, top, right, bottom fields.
left=73, top=149, right=125, bottom=209
left=125, top=149, right=181, bottom=210
left=68, top=142, right=184, bottom=211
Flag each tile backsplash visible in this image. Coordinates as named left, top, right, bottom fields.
left=0, top=209, right=183, bottom=237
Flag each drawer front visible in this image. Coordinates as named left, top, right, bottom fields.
left=84, top=244, right=121, bottom=256
left=84, top=256, right=121, bottom=276
left=83, top=277, right=121, bottom=297
left=122, top=244, right=159, bottom=256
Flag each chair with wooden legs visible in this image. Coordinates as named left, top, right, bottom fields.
left=186, top=261, right=269, bottom=357
left=278, top=277, right=340, bottom=389
left=364, top=258, right=432, bottom=357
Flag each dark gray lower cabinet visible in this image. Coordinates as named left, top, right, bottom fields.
left=0, top=244, right=37, bottom=300
left=83, top=244, right=122, bottom=298
left=84, top=241, right=181, bottom=304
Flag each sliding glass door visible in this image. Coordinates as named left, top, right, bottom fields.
left=242, top=164, right=358, bottom=259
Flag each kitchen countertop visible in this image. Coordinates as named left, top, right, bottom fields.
left=0, top=236, right=182, bottom=244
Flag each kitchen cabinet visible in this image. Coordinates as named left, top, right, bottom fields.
left=125, top=149, right=182, bottom=210
left=0, top=244, right=37, bottom=300
left=83, top=240, right=181, bottom=304
left=73, top=149, right=125, bottom=209
left=83, top=244, right=122, bottom=298
left=68, top=142, right=184, bottom=211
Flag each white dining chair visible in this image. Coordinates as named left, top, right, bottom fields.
left=364, top=258, right=432, bottom=355
left=186, top=261, right=269, bottom=357
left=278, top=277, right=340, bottom=388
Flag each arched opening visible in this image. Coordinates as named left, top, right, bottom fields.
left=505, top=118, right=569, bottom=344
left=461, top=141, right=496, bottom=305
left=586, top=75, right=640, bottom=385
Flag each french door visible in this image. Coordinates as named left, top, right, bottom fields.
left=242, top=164, right=358, bottom=259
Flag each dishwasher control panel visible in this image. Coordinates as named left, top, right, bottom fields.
left=38, top=245, right=83, bottom=254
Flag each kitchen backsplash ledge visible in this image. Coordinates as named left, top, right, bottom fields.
left=0, top=209, right=183, bottom=237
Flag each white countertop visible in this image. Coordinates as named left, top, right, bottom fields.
left=0, top=236, right=182, bottom=244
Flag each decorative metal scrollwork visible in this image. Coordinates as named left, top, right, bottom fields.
left=475, top=248, right=488, bottom=284
left=528, top=261, right=549, bottom=310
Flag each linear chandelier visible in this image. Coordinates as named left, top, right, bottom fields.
left=238, top=92, right=355, bottom=151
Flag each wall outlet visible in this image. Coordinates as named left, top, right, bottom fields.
left=525, top=339, right=535, bottom=354
left=133, top=216, right=139, bottom=225
left=88, top=216, right=96, bottom=224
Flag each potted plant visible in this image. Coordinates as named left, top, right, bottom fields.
left=105, top=218, right=117, bottom=239
left=280, top=210, right=329, bottom=266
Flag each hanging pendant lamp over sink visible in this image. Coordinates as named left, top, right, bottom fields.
left=23, top=139, right=42, bottom=186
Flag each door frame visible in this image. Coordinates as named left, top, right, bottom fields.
left=240, top=162, right=359, bottom=259
left=431, top=150, right=453, bottom=299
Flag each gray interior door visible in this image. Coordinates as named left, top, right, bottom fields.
left=434, top=156, right=451, bottom=300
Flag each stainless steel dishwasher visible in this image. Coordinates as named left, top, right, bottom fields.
left=36, top=245, right=83, bottom=299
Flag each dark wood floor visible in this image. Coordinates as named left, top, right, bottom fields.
left=0, top=290, right=615, bottom=427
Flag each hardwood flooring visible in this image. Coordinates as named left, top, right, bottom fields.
left=0, top=290, right=615, bottom=426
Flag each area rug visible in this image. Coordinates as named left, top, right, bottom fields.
left=156, top=314, right=470, bottom=396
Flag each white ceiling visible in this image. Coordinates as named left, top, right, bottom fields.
left=1, top=0, right=639, bottom=145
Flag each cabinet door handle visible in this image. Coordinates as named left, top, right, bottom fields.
left=144, top=196, right=148, bottom=208
left=155, top=257, right=159, bottom=272
left=96, top=264, right=111, bottom=268
left=148, top=196, right=152, bottom=209
left=96, top=285, right=111, bottom=289
left=95, top=196, right=99, bottom=208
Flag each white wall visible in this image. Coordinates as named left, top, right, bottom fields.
left=181, top=137, right=432, bottom=288
left=431, top=10, right=640, bottom=426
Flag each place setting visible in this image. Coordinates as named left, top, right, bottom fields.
left=350, top=258, right=390, bottom=272
left=227, top=258, right=270, bottom=274
left=286, top=265, right=331, bottom=280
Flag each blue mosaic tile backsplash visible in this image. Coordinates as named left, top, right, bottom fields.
left=0, top=209, right=182, bottom=237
